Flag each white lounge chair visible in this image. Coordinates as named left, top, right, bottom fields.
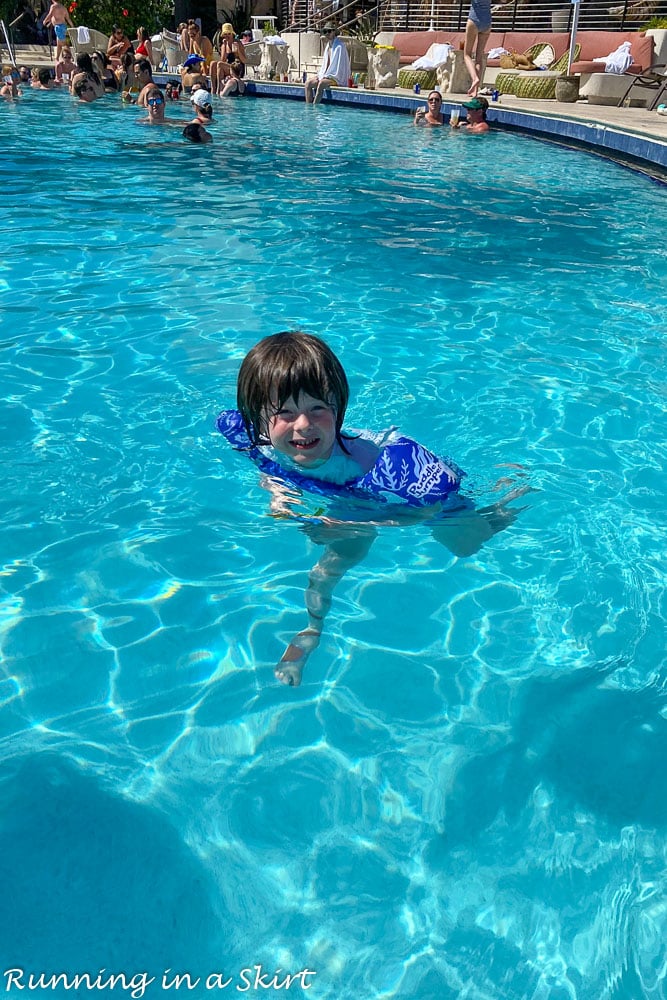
left=66, top=27, right=109, bottom=57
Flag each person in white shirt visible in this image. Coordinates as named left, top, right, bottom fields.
left=304, top=24, right=350, bottom=105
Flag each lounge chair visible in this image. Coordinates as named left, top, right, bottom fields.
left=243, top=41, right=262, bottom=78
left=66, top=27, right=109, bottom=57
left=617, top=62, right=667, bottom=109
left=496, top=46, right=580, bottom=99
left=160, top=28, right=187, bottom=71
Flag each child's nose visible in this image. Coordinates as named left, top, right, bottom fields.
left=293, top=411, right=312, bottom=431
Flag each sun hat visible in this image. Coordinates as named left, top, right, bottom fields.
left=183, top=54, right=205, bottom=68
left=221, top=22, right=234, bottom=34
left=190, top=88, right=212, bottom=107
left=463, top=96, right=488, bottom=110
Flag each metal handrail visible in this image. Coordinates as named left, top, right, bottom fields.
left=279, top=0, right=658, bottom=35
left=1, top=19, right=17, bottom=66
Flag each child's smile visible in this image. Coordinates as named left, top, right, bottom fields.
left=268, top=392, right=337, bottom=468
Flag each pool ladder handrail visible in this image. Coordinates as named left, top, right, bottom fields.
left=1, top=18, right=18, bottom=67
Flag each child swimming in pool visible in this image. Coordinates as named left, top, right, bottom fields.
left=219, top=331, right=525, bottom=687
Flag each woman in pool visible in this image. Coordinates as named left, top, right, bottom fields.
left=219, top=332, right=525, bottom=686
left=70, top=53, right=104, bottom=98
left=414, top=91, right=445, bottom=126
left=463, top=0, right=491, bottom=97
left=1, top=65, right=22, bottom=98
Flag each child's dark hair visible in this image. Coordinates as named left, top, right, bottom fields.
left=237, top=332, right=350, bottom=449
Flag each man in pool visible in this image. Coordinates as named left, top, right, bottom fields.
left=138, top=85, right=170, bottom=125
left=304, top=24, right=351, bottom=105
left=451, top=96, right=490, bottom=133
left=42, top=0, right=74, bottom=61
left=134, top=60, right=155, bottom=107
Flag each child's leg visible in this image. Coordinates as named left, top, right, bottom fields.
left=275, top=525, right=376, bottom=687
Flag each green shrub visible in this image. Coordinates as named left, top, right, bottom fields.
left=69, top=0, right=173, bottom=38
left=641, top=16, right=667, bottom=28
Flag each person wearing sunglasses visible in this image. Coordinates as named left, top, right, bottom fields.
left=73, top=77, right=98, bottom=102
left=107, top=25, right=131, bottom=69
left=304, top=23, right=350, bottom=105
left=211, top=22, right=247, bottom=95
left=181, top=19, right=214, bottom=69
left=414, top=90, right=445, bottom=126
left=70, top=53, right=104, bottom=98
left=138, top=85, right=168, bottom=124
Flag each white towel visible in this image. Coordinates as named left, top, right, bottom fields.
left=487, top=46, right=509, bottom=59
left=77, top=25, right=90, bottom=43
left=411, top=43, right=453, bottom=71
left=601, top=41, right=633, bottom=74
left=263, top=35, right=287, bottom=45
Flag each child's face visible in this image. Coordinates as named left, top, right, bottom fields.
left=267, top=392, right=336, bottom=468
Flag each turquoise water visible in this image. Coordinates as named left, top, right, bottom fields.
left=1, top=90, right=666, bottom=999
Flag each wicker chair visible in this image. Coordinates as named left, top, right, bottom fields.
left=513, top=46, right=581, bottom=100
left=397, top=67, right=437, bottom=91
left=496, top=46, right=580, bottom=99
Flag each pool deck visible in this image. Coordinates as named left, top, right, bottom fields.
left=244, top=80, right=667, bottom=178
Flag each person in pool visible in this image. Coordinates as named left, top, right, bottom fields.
left=190, top=86, right=214, bottom=123
left=451, top=96, right=490, bottom=133
left=219, top=332, right=527, bottom=687
left=414, top=90, right=445, bottom=126
left=183, top=122, right=212, bottom=143
left=1, top=65, right=22, bottom=98
left=54, top=45, right=76, bottom=84
left=137, top=85, right=170, bottom=125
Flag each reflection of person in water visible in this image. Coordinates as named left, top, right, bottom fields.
left=219, top=332, right=528, bottom=687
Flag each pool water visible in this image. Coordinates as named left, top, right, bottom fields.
left=1, top=90, right=666, bottom=999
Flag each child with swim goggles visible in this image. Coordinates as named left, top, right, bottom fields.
left=219, top=331, right=526, bottom=687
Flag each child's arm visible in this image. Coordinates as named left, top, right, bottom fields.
left=259, top=475, right=303, bottom=518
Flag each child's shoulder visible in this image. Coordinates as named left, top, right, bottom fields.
left=342, top=427, right=399, bottom=474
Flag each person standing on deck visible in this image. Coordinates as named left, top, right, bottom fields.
left=42, top=0, right=74, bottom=61
left=463, top=0, right=491, bottom=97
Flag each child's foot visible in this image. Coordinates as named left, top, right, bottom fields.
left=467, top=76, right=479, bottom=97
left=275, top=628, right=321, bottom=687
